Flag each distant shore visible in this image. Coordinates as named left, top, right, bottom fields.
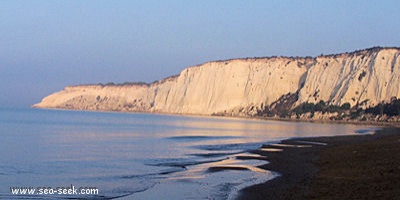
left=254, top=115, right=400, bottom=127
left=238, top=127, right=400, bottom=200
left=34, top=107, right=400, bottom=128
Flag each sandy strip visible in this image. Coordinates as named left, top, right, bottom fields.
left=237, top=127, right=400, bottom=200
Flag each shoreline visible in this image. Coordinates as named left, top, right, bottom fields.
left=33, top=107, right=400, bottom=128
left=237, top=127, right=400, bottom=199
left=253, top=115, right=400, bottom=127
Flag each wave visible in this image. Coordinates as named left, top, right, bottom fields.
left=165, top=135, right=244, bottom=141
left=188, top=151, right=244, bottom=158
left=145, top=157, right=228, bottom=168
left=119, top=167, right=186, bottom=179
left=192, top=142, right=263, bottom=152
left=354, top=128, right=380, bottom=134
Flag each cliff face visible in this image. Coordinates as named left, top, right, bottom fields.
left=34, top=47, right=400, bottom=116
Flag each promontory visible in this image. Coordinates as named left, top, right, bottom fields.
left=33, top=47, right=400, bottom=122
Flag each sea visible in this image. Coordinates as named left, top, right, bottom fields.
left=0, top=108, right=375, bottom=199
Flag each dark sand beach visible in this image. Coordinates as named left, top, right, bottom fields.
left=238, top=127, right=400, bottom=200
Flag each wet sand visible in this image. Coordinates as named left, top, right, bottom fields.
left=238, top=127, right=400, bottom=200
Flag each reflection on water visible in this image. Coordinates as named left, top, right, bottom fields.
left=0, top=108, right=374, bottom=199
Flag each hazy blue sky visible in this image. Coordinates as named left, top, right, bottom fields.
left=1, top=0, right=400, bottom=107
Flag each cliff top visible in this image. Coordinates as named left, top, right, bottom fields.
left=204, top=46, right=400, bottom=64
left=72, top=46, right=400, bottom=88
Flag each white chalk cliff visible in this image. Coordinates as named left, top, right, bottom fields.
left=34, top=47, right=400, bottom=116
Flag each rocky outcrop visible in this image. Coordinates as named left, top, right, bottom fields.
left=34, top=47, right=400, bottom=117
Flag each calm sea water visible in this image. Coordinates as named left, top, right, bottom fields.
left=0, top=108, right=374, bottom=199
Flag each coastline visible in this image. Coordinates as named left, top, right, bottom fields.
left=33, top=107, right=400, bottom=128
left=237, top=127, right=400, bottom=199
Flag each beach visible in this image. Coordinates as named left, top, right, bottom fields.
left=238, top=127, right=400, bottom=200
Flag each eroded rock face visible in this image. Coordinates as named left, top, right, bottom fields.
left=297, top=48, right=400, bottom=108
left=34, top=47, right=400, bottom=116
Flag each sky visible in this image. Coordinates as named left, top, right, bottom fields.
left=1, top=0, right=400, bottom=107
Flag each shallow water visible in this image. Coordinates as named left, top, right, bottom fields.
left=0, top=108, right=373, bottom=199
